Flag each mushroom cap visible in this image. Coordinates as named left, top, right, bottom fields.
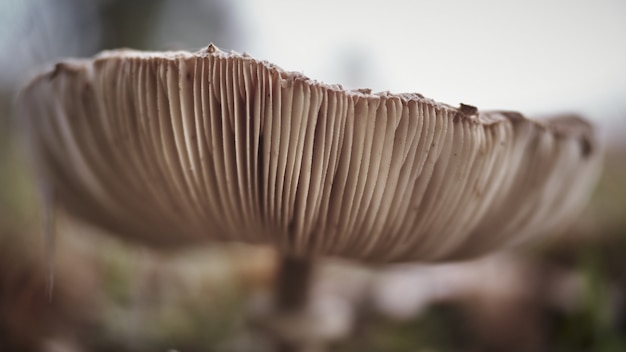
left=16, top=44, right=601, bottom=263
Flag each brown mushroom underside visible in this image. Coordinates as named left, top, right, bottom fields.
left=17, top=44, right=601, bottom=262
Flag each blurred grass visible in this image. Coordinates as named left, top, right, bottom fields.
left=551, top=251, right=625, bottom=352
left=334, top=304, right=470, bottom=352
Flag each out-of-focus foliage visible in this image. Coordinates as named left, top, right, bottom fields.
left=551, top=252, right=625, bottom=352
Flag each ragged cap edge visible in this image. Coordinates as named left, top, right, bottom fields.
left=536, top=114, right=597, bottom=158
left=20, top=43, right=597, bottom=140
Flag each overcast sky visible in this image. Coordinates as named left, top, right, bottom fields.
left=237, top=0, right=626, bottom=126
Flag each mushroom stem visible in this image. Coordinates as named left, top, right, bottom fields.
left=274, top=255, right=315, bottom=352
left=276, top=255, right=313, bottom=311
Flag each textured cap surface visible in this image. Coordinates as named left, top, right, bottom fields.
left=17, top=44, right=601, bottom=262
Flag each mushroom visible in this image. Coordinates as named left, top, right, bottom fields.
left=16, top=44, right=601, bottom=351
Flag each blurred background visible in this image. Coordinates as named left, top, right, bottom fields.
left=0, top=0, right=625, bottom=351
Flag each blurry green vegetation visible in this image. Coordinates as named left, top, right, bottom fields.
left=90, top=247, right=252, bottom=352
left=335, top=304, right=470, bottom=352
left=552, top=251, right=625, bottom=352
